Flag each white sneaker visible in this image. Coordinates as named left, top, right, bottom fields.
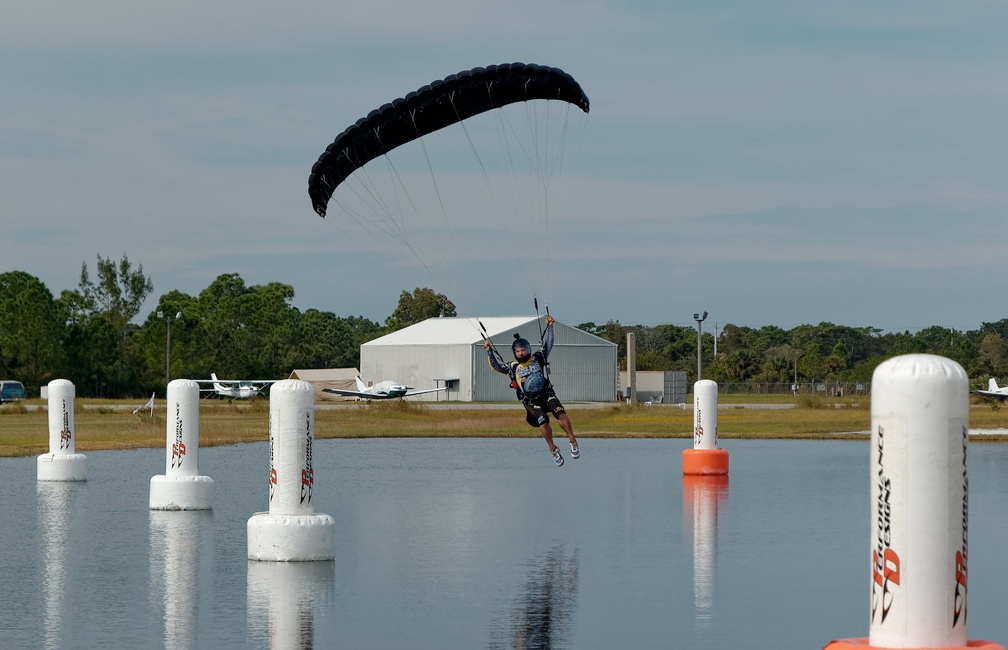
left=570, top=441, right=580, bottom=459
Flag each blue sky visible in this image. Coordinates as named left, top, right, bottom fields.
left=3, top=1, right=1008, bottom=333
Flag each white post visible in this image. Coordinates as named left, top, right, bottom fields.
left=248, top=379, right=334, bottom=561
left=693, top=379, right=718, bottom=450
left=150, top=379, right=213, bottom=510
left=682, top=379, right=728, bottom=475
left=869, top=354, right=968, bottom=648
left=825, top=354, right=1004, bottom=650
left=37, top=379, right=87, bottom=481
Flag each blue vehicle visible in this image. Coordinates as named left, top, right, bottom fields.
left=0, top=380, right=26, bottom=403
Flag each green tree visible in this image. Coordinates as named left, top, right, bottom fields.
left=134, top=290, right=198, bottom=393
left=59, top=254, right=154, bottom=396
left=191, top=275, right=301, bottom=380
left=385, top=288, right=456, bottom=331
left=297, top=309, right=357, bottom=368
left=971, top=332, right=1007, bottom=380
left=0, top=271, right=65, bottom=390
left=77, top=254, right=154, bottom=345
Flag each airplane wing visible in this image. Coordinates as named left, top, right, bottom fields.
left=321, top=386, right=446, bottom=400
left=192, top=379, right=277, bottom=385
left=402, top=387, right=447, bottom=397
left=971, top=390, right=1008, bottom=400
left=322, top=388, right=391, bottom=399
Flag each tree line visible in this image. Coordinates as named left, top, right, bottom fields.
left=576, top=319, right=1008, bottom=389
left=0, top=256, right=455, bottom=398
left=3, top=255, right=1007, bottom=398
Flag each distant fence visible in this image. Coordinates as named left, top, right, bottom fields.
left=711, top=381, right=870, bottom=396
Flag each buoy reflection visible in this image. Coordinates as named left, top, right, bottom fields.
left=37, top=481, right=79, bottom=650
left=149, top=510, right=212, bottom=650
left=247, top=560, right=335, bottom=650
left=682, top=475, right=728, bottom=630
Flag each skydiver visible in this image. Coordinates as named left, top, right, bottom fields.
left=484, top=314, right=579, bottom=467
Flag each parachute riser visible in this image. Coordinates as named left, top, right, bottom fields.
left=534, top=298, right=550, bottom=377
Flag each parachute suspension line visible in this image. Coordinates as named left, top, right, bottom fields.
left=543, top=100, right=551, bottom=303
left=330, top=156, right=408, bottom=245
left=524, top=100, right=550, bottom=304
left=412, top=124, right=460, bottom=269
left=405, top=113, right=482, bottom=319
left=328, top=175, right=399, bottom=244
left=328, top=138, right=447, bottom=287
left=450, top=100, right=523, bottom=261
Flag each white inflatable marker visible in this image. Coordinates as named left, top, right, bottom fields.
left=682, top=379, right=728, bottom=475
left=825, top=354, right=1004, bottom=650
left=149, top=379, right=213, bottom=510
left=247, top=379, right=334, bottom=561
left=37, top=379, right=87, bottom=481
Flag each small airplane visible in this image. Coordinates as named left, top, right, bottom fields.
left=322, top=375, right=446, bottom=401
left=972, top=378, right=1008, bottom=400
left=197, top=373, right=276, bottom=400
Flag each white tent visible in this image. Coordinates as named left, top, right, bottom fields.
left=288, top=368, right=360, bottom=401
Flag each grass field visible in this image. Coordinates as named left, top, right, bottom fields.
left=3, top=395, right=1007, bottom=458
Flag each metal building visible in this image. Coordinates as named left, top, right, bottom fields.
left=618, top=370, right=688, bottom=404
left=360, top=316, right=618, bottom=402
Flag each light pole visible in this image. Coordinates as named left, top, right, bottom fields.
left=694, top=311, right=707, bottom=381
left=158, top=310, right=181, bottom=388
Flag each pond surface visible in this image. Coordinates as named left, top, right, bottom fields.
left=3, top=438, right=1008, bottom=649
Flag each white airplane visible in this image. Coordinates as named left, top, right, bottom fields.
left=972, top=378, right=1008, bottom=400
left=322, top=375, right=446, bottom=400
left=197, top=373, right=276, bottom=400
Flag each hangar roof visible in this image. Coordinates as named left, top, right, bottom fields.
left=362, top=316, right=540, bottom=346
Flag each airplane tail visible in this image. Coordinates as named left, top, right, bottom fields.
left=990, top=378, right=1000, bottom=392
left=356, top=375, right=368, bottom=393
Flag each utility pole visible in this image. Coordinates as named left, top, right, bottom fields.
left=158, top=310, right=182, bottom=389
left=694, top=311, right=708, bottom=381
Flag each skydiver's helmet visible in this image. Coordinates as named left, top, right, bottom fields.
left=512, top=334, right=532, bottom=362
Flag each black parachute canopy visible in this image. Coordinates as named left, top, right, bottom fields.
left=307, top=62, right=590, bottom=218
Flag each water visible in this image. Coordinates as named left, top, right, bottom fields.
left=3, top=438, right=1008, bottom=649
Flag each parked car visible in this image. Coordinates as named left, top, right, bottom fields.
left=0, top=380, right=26, bottom=403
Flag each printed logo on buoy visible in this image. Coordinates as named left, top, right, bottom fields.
left=694, top=425, right=703, bottom=446
left=268, top=420, right=276, bottom=502
left=301, top=411, right=314, bottom=505
left=60, top=400, right=72, bottom=449
left=954, top=423, right=969, bottom=627
left=872, top=425, right=900, bottom=624
left=171, top=403, right=185, bottom=468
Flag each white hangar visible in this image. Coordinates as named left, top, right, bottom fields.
left=360, top=316, right=619, bottom=402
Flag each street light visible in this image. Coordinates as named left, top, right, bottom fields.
left=694, top=311, right=708, bottom=381
left=158, top=310, right=181, bottom=388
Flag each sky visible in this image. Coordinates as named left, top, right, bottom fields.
left=3, top=1, right=1008, bottom=333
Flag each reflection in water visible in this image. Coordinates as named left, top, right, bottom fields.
left=490, top=546, right=579, bottom=650
left=682, top=475, right=728, bottom=630
left=247, top=561, right=335, bottom=650
left=37, top=481, right=80, bottom=650
left=149, top=510, right=212, bottom=650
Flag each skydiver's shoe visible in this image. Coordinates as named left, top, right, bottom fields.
left=569, top=441, right=580, bottom=459
left=552, top=447, right=565, bottom=467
